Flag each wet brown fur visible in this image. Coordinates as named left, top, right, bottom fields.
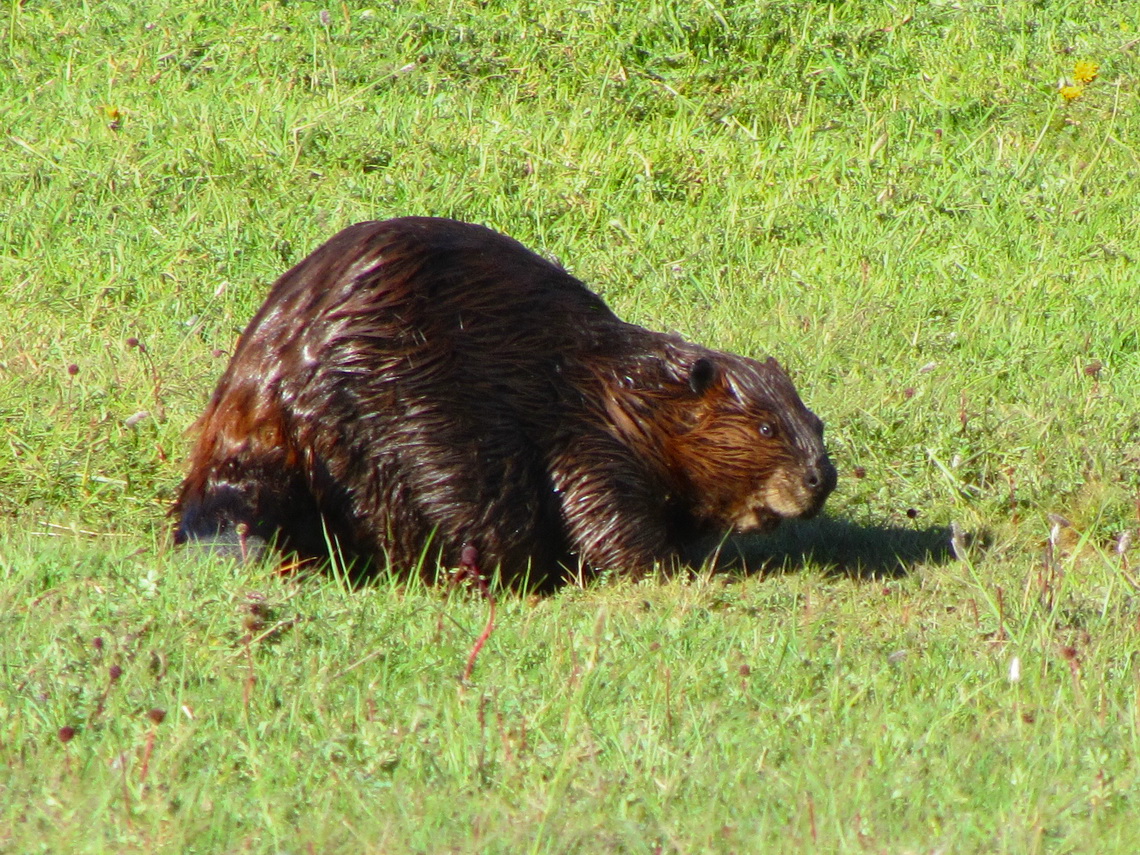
left=173, top=217, right=836, bottom=587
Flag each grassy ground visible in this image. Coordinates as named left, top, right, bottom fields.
left=2, top=0, right=1139, bottom=851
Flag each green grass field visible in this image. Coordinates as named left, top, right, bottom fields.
left=3, top=1, right=1140, bottom=851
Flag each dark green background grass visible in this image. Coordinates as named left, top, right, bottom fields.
left=2, top=1, right=1140, bottom=851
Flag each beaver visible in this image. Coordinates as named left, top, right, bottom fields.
left=173, top=217, right=836, bottom=586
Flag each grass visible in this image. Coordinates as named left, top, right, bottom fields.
left=2, top=0, right=1140, bottom=851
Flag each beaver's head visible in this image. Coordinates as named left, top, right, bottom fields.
left=662, top=350, right=837, bottom=534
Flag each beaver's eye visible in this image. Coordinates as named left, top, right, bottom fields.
left=759, top=421, right=776, bottom=438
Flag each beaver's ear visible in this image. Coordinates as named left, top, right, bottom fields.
left=689, top=358, right=719, bottom=396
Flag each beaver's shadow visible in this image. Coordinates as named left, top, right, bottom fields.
left=711, top=516, right=956, bottom=580
left=197, top=515, right=956, bottom=588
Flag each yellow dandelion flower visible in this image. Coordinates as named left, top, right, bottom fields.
left=1073, top=61, right=1099, bottom=84
left=1059, top=84, right=1083, bottom=101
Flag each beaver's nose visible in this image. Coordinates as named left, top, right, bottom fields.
left=805, top=456, right=837, bottom=494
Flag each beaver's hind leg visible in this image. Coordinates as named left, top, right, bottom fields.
left=172, top=384, right=332, bottom=565
left=172, top=447, right=329, bottom=563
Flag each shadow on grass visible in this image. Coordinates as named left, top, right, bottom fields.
left=179, top=516, right=959, bottom=589
left=715, top=516, right=957, bottom=580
